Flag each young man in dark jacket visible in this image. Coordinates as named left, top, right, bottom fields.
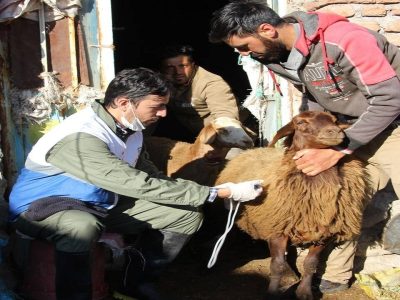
left=209, top=0, right=400, bottom=294
left=157, top=44, right=240, bottom=142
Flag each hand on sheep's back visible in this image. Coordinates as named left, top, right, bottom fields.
left=215, top=180, right=264, bottom=202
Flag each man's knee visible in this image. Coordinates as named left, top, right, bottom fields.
left=55, top=212, right=103, bottom=252
left=171, top=210, right=203, bottom=235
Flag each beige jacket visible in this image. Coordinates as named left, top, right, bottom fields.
left=169, top=66, right=239, bottom=135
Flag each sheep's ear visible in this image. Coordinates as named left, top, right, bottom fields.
left=199, top=124, right=217, bottom=145
left=267, top=121, right=295, bottom=148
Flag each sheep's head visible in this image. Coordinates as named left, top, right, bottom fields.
left=210, top=117, right=255, bottom=150
left=268, top=111, right=346, bottom=151
left=193, top=117, right=255, bottom=164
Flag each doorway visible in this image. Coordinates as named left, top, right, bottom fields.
left=110, top=0, right=251, bottom=101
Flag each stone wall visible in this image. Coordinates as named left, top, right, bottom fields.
left=287, top=0, right=400, bottom=46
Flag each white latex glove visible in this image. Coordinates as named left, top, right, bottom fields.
left=216, top=180, right=263, bottom=202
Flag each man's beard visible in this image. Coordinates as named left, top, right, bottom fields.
left=251, top=36, right=290, bottom=64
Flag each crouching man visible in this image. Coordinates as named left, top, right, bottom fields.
left=9, top=68, right=263, bottom=300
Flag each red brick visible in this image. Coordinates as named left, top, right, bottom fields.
left=349, top=0, right=382, bottom=3
left=351, top=20, right=381, bottom=31
left=376, top=0, right=400, bottom=3
left=304, top=0, right=348, bottom=11
left=384, top=33, right=400, bottom=45
left=320, top=5, right=356, bottom=17
left=385, top=20, right=400, bottom=32
left=361, top=5, right=388, bottom=16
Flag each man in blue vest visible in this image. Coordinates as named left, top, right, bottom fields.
left=9, top=67, right=263, bottom=300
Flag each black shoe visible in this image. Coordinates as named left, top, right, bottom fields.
left=318, top=279, right=348, bottom=294
left=114, top=230, right=189, bottom=300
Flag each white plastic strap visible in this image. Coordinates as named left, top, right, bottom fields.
left=207, top=200, right=241, bottom=268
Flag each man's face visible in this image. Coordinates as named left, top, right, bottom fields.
left=227, top=34, right=288, bottom=64
left=161, top=55, right=195, bottom=86
left=129, top=94, right=169, bottom=126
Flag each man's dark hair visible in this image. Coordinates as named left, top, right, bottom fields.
left=159, top=44, right=196, bottom=64
left=209, top=0, right=285, bottom=43
left=103, top=68, right=170, bottom=107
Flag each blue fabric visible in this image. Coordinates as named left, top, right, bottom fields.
left=207, top=187, right=218, bottom=203
left=9, top=168, right=114, bottom=220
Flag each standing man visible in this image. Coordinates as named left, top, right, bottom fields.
left=154, top=44, right=241, bottom=142
left=9, top=68, right=263, bottom=300
left=209, top=0, right=400, bottom=294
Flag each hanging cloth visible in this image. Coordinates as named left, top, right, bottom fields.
left=0, top=0, right=81, bottom=22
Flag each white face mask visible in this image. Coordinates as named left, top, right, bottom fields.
left=120, top=103, right=145, bottom=131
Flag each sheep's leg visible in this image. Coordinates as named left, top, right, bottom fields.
left=295, top=244, right=325, bottom=300
left=267, top=235, right=289, bottom=296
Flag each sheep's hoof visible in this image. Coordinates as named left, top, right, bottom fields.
left=265, top=291, right=282, bottom=300
left=267, top=280, right=281, bottom=296
left=295, top=288, right=314, bottom=300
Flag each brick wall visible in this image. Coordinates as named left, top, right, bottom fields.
left=287, top=0, right=400, bottom=46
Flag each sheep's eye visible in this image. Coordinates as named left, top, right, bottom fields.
left=296, top=120, right=305, bottom=125
left=218, top=128, right=229, bottom=135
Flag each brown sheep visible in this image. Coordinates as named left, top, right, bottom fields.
left=144, top=117, right=255, bottom=186
left=215, top=111, right=372, bottom=300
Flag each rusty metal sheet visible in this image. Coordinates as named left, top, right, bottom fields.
left=48, top=17, right=89, bottom=88
left=76, top=20, right=89, bottom=86
left=9, top=16, right=89, bottom=89
left=48, top=17, right=70, bottom=86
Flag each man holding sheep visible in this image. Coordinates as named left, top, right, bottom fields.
left=209, top=0, right=400, bottom=294
left=9, top=67, right=263, bottom=300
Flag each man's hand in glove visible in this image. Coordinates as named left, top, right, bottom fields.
left=215, top=180, right=264, bottom=202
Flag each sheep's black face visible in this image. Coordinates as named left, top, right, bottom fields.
left=212, top=118, right=255, bottom=149
left=292, top=112, right=345, bottom=149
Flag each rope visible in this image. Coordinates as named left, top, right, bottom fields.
left=207, top=200, right=241, bottom=268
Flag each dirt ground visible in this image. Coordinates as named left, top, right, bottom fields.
left=157, top=227, right=372, bottom=300
left=155, top=190, right=400, bottom=300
